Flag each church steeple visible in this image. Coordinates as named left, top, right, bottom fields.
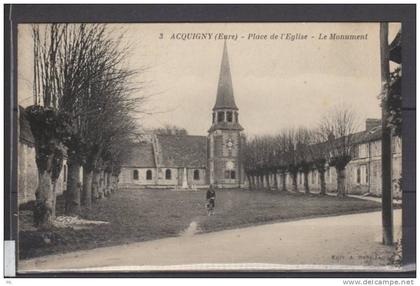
left=213, top=41, right=238, bottom=111
left=207, top=41, right=245, bottom=188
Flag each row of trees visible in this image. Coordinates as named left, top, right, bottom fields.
left=26, top=24, right=142, bottom=228
left=242, top=106, right=357, bottom=197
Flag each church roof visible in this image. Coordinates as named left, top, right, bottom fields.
left=156, top=134, right=207, bottom=168
left=213, top=41, right=238, bottom=111
left=122, top=142, right=156, bottom=168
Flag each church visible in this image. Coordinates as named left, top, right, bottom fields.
left=118, top=42, right=246, bottom=189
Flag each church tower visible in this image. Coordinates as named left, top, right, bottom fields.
left=208, top=42, right=244, bottom=188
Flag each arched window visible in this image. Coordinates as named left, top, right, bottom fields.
left=146, top=170, right=152, bottom=180
left=193, top=170, right=200, bottom=180
left=217, top=111, right=224, bottom=122
left=165, top=169, right=172, bottom=180
left=226, top=111, right=233, bottom=122
left=133, top=170, right=139, bottom=180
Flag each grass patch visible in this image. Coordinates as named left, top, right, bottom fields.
left=19, top=188, right=381, bottom=260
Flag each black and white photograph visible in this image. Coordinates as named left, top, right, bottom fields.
left=4, top=7, right=414, bottom=277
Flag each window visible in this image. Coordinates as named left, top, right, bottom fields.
left=359, top=144, right=368, bottom=158
left=63, top=165, right=67, bottom=182
left=224, top=170, right=230, bottom=179
left=212, top=112, right=215, bottom=123
left=231, top=170, right=236, bottom=179
left=146, top=170, right=152, bottom=180
left=227, top=111, right=233, bottom=122
left=165, top=169, right=172, bottom=180
left=217, top=111, right=225, bottom=122
left=133, top=170, right=139, bottom=180
left=235, top=112, right=238, bottom=122
left=356, top=167, right=361, bottom=184
left=193, top=170, right=200, bottom=180
left=311, top=172, right=315, bottom=184
left=365, top=166, right=369, bottom=185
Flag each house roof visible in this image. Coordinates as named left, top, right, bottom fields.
left=351, top=126, right=382, bottom=145
left=213, top=41, right=238, bottom=111
left=19, top=106, right=35, bottom=146
left=389, top=30, right=401, bottom=64
left=122, top=142, right=156, bottom=168
left=156, top=134, right=207, bottom=168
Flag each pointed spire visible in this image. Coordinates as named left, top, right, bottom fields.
left=213, top=41, right=238, bottom=110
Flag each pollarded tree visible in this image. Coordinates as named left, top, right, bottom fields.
left=294, top=128, right=313, bottom=194
left=79, top=66, right=141, bottom=208
left=242, top=136, right=258, bottom=189
left=283, top=129, right=299, bottom=192
left=307, top=131, right=329, bottom=196
left=27, top=24, right=74, bottom=227
left=57, top=24, right=135, bottom=215
left=319, top=106, right=357, bottom=198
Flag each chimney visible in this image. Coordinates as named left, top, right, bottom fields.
left=366, top=118, right=381, bottom=131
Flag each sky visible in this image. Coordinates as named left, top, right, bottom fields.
left=17, top=23, right=401, bottom=136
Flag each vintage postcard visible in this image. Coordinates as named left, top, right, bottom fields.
left=15, top=21, right=406, bottom=273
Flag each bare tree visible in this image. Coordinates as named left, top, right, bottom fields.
left=153, top=125, right=188, bottom=136
left=28, top=23, right=143, bottom=225
left=319, top=105, right=357, bottom=197
left=307, top=133, right=329, bottom=196
left=27, top=24, right=72, bottom=227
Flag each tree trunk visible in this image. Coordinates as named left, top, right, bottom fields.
left=51, top=179, right=57, bottom=218
left=105, top=172, right=111, bottom=197
left=292, top=172, right=298, bottom=192
left=82, top=168, right=93, bottom=208
left=92, top=170, right=100, bottom=200
left=319, top=170, right=326, bottom=196
left=265, top=173, right=271, bottom=190
left=336, top=167, right=346, bottom=198
left=247, top=175, right=252, bottom=190
left=34, top=170, right=53, bottom=228
left=281, top=173, right=287, bottom=192
left=65, top=158, right=81, bottom=215
left=380, top=22, right=394, bottom=245
left=101, top=170, right=106, bottom=197
left=304, top=171, right=310, bottom=194
left=273, top=171, right=279, bottom=190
